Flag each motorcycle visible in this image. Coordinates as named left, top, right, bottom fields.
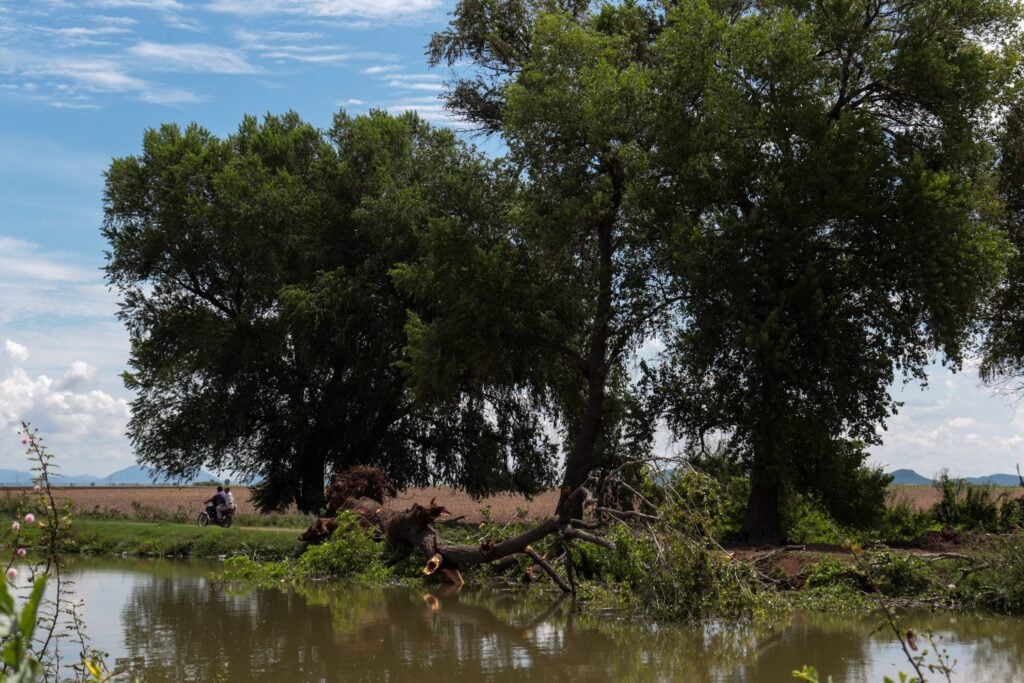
left=197, top=505, right=234, bottom=528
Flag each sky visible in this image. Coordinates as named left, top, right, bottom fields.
left=0, top=0, right=1023, bottom=480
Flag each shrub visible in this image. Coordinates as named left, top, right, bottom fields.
left=794, top=440, right=891, bottom=530
left=295, top=511, right=386, bottom=581
left=931, top=470, right=1011, bottom=532
left=783, top=495, right=849, bottom=545
left=956, top=538, right=1024, bottom=613
left=878, top=497, right=935, bottom=542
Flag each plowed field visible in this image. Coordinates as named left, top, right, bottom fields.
left=2, top=484, right=1018, bottom=525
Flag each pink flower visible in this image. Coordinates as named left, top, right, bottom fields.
left=33, top=484, right=41, bottom=493
left=23, top=514, right=34, bottom=524
left=16, top=548, right=25, bottom=558
left=21, top=438, right=27, bottom=445
left=6, top=568, right=16, bottom=580
left=10, top=522, right=19, bottom=532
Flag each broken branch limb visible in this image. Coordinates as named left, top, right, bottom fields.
left=525, top=545, right=572, bottom=593
left=302, top=468, right=615, bottom=586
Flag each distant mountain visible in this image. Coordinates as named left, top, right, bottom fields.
left=0, top=465, right=220, bottom=486
left=100, top=464, right=220, bottom=485
left=963, top=473, right=1022, bottom=487
left=889, top=469, right=1024, bottom=487
left=889, top=469, right=933, bottom=485
left=0, top=469, right=38, bottom=486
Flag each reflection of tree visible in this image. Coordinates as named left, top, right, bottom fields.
left=118, top=575, right=338, bottom=681
left=115, top=573, right=1024, bottom=682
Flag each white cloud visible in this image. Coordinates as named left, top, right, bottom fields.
left=342, top=98, right=364, bottom=105
left=386, top=79, right=443, bottom=91
left=0, top=48, right=202, bottom=106
left=88, top=0, right=185, bottom=9
left=0, top=237, right=98, bottom=282
left=56, top=361, right=98, bottom=389
left=50, top=25, right=133, bottom=47
left=0, top=360, right=131, bottom=469
left=0, top=236, right=118, bottom=326
left=207, top=0, right=442, bottom=20
left=385, top=73, right=442, bottom=83
left=362, top=65, right=399, bottom=75
left=4, top=341, right=28, bottom=363
left=128, top=41, right=257, bottom=74
left=871, top=362, right=1024, bottom=477
left=234, top=29, right=325, bottom=45
left=92, top=16, right=138, bottom=26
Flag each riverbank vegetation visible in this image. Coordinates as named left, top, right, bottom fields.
left=214, top=464, right=1024, bottom=628
left=60, top=520, right=301, bottom=560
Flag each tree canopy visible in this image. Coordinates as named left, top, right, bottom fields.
left=104, top=0, right=1022, bottom=535
left=103, top=111, right=555, bottom=512
left=649, top=0, right=1018, bottom=540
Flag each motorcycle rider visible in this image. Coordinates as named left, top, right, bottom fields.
left=218, top=487, right=236, bottom=520
left=204, top=486, right=226, bottom=522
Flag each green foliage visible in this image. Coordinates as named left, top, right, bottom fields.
left=103, top=110, right=551, bottom=513
left=295, top=513, right=387, bottom=581
left=63, top=519, right=301, bottom=559
left=878, top=498, right=936, bottom=543
left=805, top=550, right=933, bottom=598
left=931, top=471, right=1017, bottom=532
left=982, top=99, right=1024, bottom=385
left=792, top=666, right=833, bottom=683
left=572, top=471, right=764, bottom=620
left=955, top=538, right=1024, bottom=613
left=221, top=512, right=388, bottom=586
left=860, top=551, right=934, bottom=597
left=0, top=576, right=46, bottom=682
left=653, top=0, right=1020, bottom=543
left=782, top=496, right=850, bottom=546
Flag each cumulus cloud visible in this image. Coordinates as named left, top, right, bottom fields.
left=4, top=341, right=28, bottom=363
left=0, top=344, right=131, bottom=470
left=56, top=361, right=98, bottom=389
left=871, top=363, right=1024, bottom=477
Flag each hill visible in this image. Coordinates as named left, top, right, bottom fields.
left=0, top=465, right=220, bottom=486
left=889, top=469, right=933, bottom=485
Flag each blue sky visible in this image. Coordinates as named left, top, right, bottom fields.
left=1, top=0, right=1022, bottom=479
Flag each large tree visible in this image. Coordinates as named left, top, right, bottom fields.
left=982, top=100, right=1024, bottom=386
left=400, top=0, right=674, bottom=519
left=103, top=110, right=555, bottom=512
left=652, top=0, right=1018, bottom=541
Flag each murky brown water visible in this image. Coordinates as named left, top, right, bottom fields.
left=57, top=558, right=1024, bottom=682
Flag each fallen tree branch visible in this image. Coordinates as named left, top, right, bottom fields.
left=301, top=469, right=614, bottom=586
left=525, top=545, right=572, bottom=593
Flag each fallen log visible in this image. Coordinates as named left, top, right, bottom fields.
left=300, top=468, right=611, bottom=591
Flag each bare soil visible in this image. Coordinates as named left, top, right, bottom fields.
left=0, top=485, right=561, bottom=524
left=3, top=483, right=1017, bottom=526
left=886, top=484, right=1024, bottom=511
left=0, top=486, right=261, bottom=517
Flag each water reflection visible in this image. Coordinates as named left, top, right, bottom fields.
left=57, top=559, right=1024, bottom=682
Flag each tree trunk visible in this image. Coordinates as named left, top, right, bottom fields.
left=295, top=452, right=326, bottom=514
left=741, top=466, right=783, bottom=545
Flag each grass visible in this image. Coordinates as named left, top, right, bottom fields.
left=61, top=519, right=302, bottom=560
